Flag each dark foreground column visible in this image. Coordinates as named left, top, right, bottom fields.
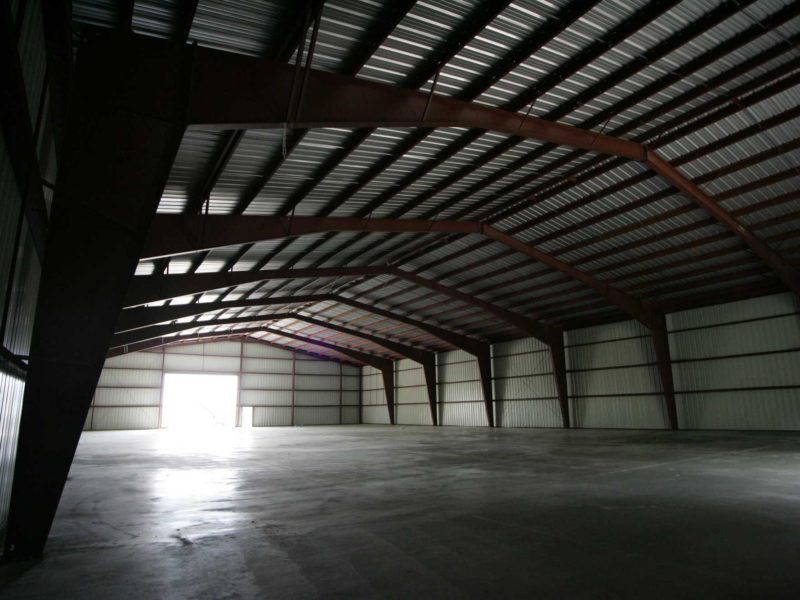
left=4, top=35, right=191, bottom=559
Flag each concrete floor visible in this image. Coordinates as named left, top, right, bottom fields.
left=2, top=425, right=800, bottom=599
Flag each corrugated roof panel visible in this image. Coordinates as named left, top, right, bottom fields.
left=188, top=0, right=288, bottom=57
left=159, top=130, right=221, bottom=213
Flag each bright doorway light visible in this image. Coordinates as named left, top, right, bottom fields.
left=162, top=373, right=238, bottom=430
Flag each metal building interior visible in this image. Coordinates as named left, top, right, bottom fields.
left=1, top=0, right=800, bottom=597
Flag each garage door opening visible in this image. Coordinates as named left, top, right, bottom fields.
left=161, top=373, right=238, bottom=430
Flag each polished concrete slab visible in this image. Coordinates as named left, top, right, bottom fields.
left=3, top=425, right=800, bottom=599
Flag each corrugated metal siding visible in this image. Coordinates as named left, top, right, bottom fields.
left=361, top=365, right=389, bottom=424
left=493, top=336, right=560, bottom=428
left=437, top=350, right=487, bottom=427
left=668, top=293, right=800, bottom=430
left=395, top=358, right=432, bottom=426
left=0, top=372, right=24, bottom=540
left=566, top=320, right=668, bottom=429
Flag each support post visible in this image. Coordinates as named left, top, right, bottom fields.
left=422, top=354, right=438, bottom=426
left=476, top=344, right=495, bottom=427
left=381, top=364, right=395, bottom=425
left=4, top=37, right=190, bottom=559
left=549, top=330, right=570, bottom=428
left=650, top=313, right=678, bottom=430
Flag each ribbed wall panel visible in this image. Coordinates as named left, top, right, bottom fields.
left=494, top=375, right=557, bottom=401
left=241, top=357, right=293, bottom=374
left=566, top=320, right=667, bottom=429
left=239, top=390, right=293, bottom=407
left=97, top=368, right=162, bottom=388
left=342, top=375, right=360, bottom=391
left=341, top=406, right=360, bottom=424
left=3, top=228, right=40, bottom=356
left=163, top=353, right=240, bottom=372
left=397, top=403, right=432, bottom=426
left=295, top=407, right=340, bottom=425
left=197, top=341, right=241, bottom=356
left=90, top=407, right=160, bottom=430
left=295, top=374, right=340, bottom=391
left=497, top=399, right=561, bottom=428
left=253, top=407, right=292, bottom=427
left=296, top=359, right=339, bottom=375
left=396, top=365, right=424, bottom=387
left=104, top=352, right=163, bottom=369
left=493, top=337, right=549, bottom=355
left=362, top=404, right=390, bottom=424
left=669, top=293, right=800, bottom=430
left=240, top=373, right=292, bottom=390
left=438, top=380, right=482, bottom=403
left=397, top=386, right=427, bottom=404
left=342, top=391, right=359, bottom=406
left=342, top=365, right=360, bottom=377
left=440, top=401, right=487, bottom=427
left=493, top=352, right=552, bottom=378
left=243, top=343, right=293, bottom=358
left=93, top=388, right=160, bottom=407
left=0, top=372, right=24, bottom=539
left=571, top=396, right=667, bottom=430
left=295, top=390, right=339, bottom=407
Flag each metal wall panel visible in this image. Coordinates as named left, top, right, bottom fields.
left=493, top=351, right=552, bottom=378
left=668, top=292, right=799, bottom=330
left=341, top=406, right=360, bottom=424
left=673, top=354, right=800, bottom=391
left=295, top=390, right=339, bottom=407
left=342, top=391, right=359, bottom=406
left=342, top=365, right=360, bottom=377
left=241, top=357, right=293, bottom=374
left=295, top=374, right=340, bottom=391
left=342, top=375, right=360, bottom=391
left=440, top=401, right=487, bottom=427
left=294, top=407, right=340, bottom=426
left=493, top=337, right=550, bottom=356
left=497, top=399, right=562, bottom=429
left=566, top=320, right=667, bottom=430
left=163, top=353, right=240, bottom=372
left=93, top=388, right=160, bottom=407
left=253, top=407, right=292, bottom=427
left=362, top=404, right=390, bottom=425
left=90, top=407, right=160, bottom=430
left=0, top=372, right=24, bottom=538
left=198, top=341, right=241, bottom=356
left=97, top=368, right=162, bottom=388
left=396, top=404, right=432, bottom=426
left=239, top=389, right=293, bottom=407
left=296, top=359, right=339, bottom=375
left=397, top=386, right=427, bottom=404
left=494, top=375, right=557, bottom=401
left=243, top=343, right=293, bottom=358
left=571, top=396, right=668, bottom=430
left=104, top=352, right=163, bottom=370
left=240, top=372, right=292, bottom=390
left=678, top=390, right=800, bottom=431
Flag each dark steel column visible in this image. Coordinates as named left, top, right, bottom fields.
left=650, top=313, right=679, bottom=430
left=381, top=365, right=396, bottom=425
left=4, top=35, right=190, bottom=559
left=422, top=354, right=438, bottom=426
left=549, top=331, right=571, bottom=428
left=476, top=344, right=495, bottom=427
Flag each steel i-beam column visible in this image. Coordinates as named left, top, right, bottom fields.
left=650, top=313, right=679, bottom=430
left=4, top=36, right=191, bottom=559
left=549, top=330, right=571, bottom=428
left=476, top=344, right=495, bottom=427
left=422, top=354, right=438, bottom=426
left=381, top=365, right=396, bottom=425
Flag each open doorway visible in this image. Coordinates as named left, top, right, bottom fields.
left=161, top=373, right=238, bottom=429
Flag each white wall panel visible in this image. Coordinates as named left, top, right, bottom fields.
left=668, top=292, right=798, bottom=330
left=295, top=374, right=340, bottom=391
left=438, top=380, right=482, bottom=403
left=97, top=368, right=162, bottom=388
left=440, top=402, right=487, bottom=427
left=253, top=407, right=292, bottom=426
left=93, top=388, right=160, bottom=407
left=397, top=386, right=427, bottom=404
left=295, top=390, right=339, bottom=406
left=493, top=337, right=549, bottom=355
left=342, top=391, right=360, bottom=406
left=0, top=372, right=24, bottom=534
left=240, top=373, right=292, bottom=390
left=493, top=352, right=552, bottom=378
left=569, top=366, right=663, bottom=397
left=239, top=389, right=293, bottom=407
left=362, top=404, right=390, bottom=424
left=497, top=399, right=561, bottom=428
left=241, top=357, right=293, bottom=374
left=342, top=375, right=360, bottom=391
left=673, top=354, right=800, bottom=391
left=90, top=407, right=159, bottom=430
left=163, top=353, right=239, bottom=372
left=572, top=396, right=667, bottom=430
left=296, top=359, right=339, bottom=375
left=494, top=374, right=556, bottom=401
left=243, top=344, right=293, bottom=358
left=104, top=352, right=163, bottom=369
left=295, top=407, right=340, bottom=425
left=678, top=390, right=800, bottom=430
left=341, top=406, right=360, bottom=424
left=669, top=316, right=800, bottom=360
left=397, top=404, right=432, bottom=426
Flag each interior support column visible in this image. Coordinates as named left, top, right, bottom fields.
left=381, top=365, right=396, bottom=425
left=549, top=331, right=570, bottom=428
left=476, top=344, right=495, bottom=427
left=4, top=36, right=190, bottom=559
left=651, top=313, right=678, bottom=430
left=422, top=354, right=438, bottom=426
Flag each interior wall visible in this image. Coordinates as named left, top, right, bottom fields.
left=669, top=292, right=800, bottom=430
left=89, top=340, right=361, bottom=430
left=0, top=0, right=51, bottom=545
